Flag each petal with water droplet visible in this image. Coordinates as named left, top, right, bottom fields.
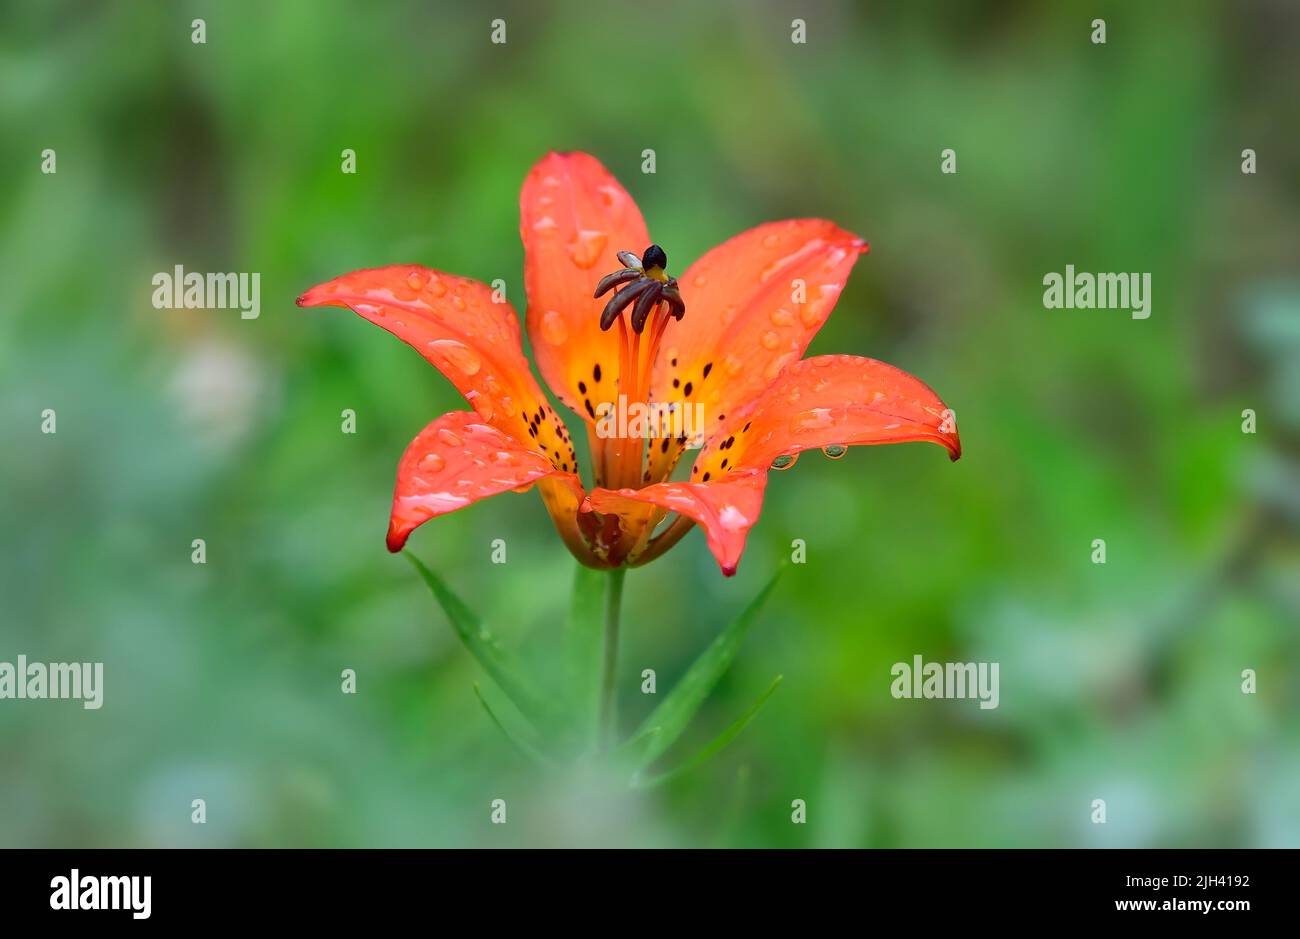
left=388, top=411, right=585, bottom=553
left=520, top=152, right=649, bottom=423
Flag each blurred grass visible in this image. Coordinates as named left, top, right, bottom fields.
left=1, top=0, right=1297, bottom=847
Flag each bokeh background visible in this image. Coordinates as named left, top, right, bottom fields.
left=2, top=0, right=1297, bottom=847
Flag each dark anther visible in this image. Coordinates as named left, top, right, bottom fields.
left=600, top=279, right=655, bottom=330
left=642, top=244, right=668, bottom=271
left=595, top=244, right=686, bottom=331
left=660, top=284, right=685, bottom=321
left=594, top=267, right=641, bottom=297
left=631, top=281, right=662, bottom=332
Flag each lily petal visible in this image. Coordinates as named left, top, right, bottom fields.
left=585, top=470, right=768, bottom=577
left=388, top=411, right=586, bottom=553
left=593, top=354, right=959, bottom=574
left=297, top=265, right=578, bottom=473
left=520, top=151, right=649, bottom=423
left=645, top=219, right=867, bottom=480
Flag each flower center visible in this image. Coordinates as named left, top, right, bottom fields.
left=589, top=245, right=687, bottom=491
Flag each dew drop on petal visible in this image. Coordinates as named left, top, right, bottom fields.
left=764, top=351, right=796, bottom=381
left=451, top=294, right=467, bottom=312
left=762, top=233, right=780, bottom=248
left=718, top=504, right=749, bottom=530
left=771, top=453, right=798, bottom=471
left=794, top=407, right=834, bottom=431
left=567, top=229, right=608, bottom=269
left=541, top=310, right=568, bottom=344
left=822, top=444, right=848, bottom=460
left=723, top=354, right=743, bottom=376
left=428, top=339, right=481, bottom=376
left=429, top=277, right=448, bottom=298
left=436, top=427, right=464, bottom=447
left=769, top=307, right=794, bottom=327
left=760, top=330, right=781, bottom=350
left=418, top=453, right=446, bottom=474
left=532, top=216, right=559, bottom=233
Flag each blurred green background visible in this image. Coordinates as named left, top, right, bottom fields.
left=2, top=0, right=1298, bottom=847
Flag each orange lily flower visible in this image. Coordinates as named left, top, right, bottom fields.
left=298, top=152, right=960, bottom=576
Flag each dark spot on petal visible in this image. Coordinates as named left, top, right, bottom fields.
left=593, top=363, right=602, bottom=382
left=743, top=421, right=751, bottom=432
left=578, top=381, right=587, bottom=394
left=720, top=458, right=728, bottom=469
left=702, top=362, right=712, bottom=379
left=672, top=378, right=679, bottom=388
left=702, top=472, right=711, bottom=481
left=584, top=398, right=596, bottom=419
left=671, top=357, right=677, bottom=367
left=660, top=439, right=669, bottom=453
left=683, top=382, right=693, bottom=396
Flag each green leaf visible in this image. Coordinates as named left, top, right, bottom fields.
left=406, top=554, right=560, bottom=732
left=564, top=563, right=606, bottom=742
left=630, top=566, right=783, bottom=769
left=632, top=675, right=782, bottom=789
left=473, top=684, right=553, bottom=768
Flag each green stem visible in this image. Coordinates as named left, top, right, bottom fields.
left=598, top=567, right=627, bottom=751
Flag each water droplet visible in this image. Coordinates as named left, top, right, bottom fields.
left=762, top=233, right=780, bottom=248
left=693, top=274, right=708, bottom=288
left=428, top=339, right=481, bottom=376
left=436, top=428, right=464, bottom=447
left=406, top=271, right=425, bottom=291
left=769, top=307, right=794, bottom=327
left=822, top=444, right=848, bottom=460
left=764, top=351, right=796, bottom=381
left=718, top=505, right=749, bottom=530
left=567, top=229, right=608, bottom=269
left=429, top=277, right=448, bottom=298
left=499, top=395, right=518, bottom=418
left=771, top=453, right=798, bottom=470
left=541, top=310, right=568, bottom=344
left=468, top=392, right=494, bottom=421
left=720, top=304, right=738, bottom=326
left=492, top=450, right=517, bottom=466
left=760, top=330, right=781, bottom=350
left=532, top=216, right=558, bottom=233
left=418, top=453, right=446, bottom=474
left=794, top=407, right=834, bottom=431
left=723, top=354, right=743, bottom=376
left=451, top=294, right=467, bottom=311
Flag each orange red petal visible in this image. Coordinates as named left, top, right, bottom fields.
left=520, top=152, right=650, bottom=423
left=644, top=219, right=867, bottom=481
left=585, top=470, right=768, bottom=577
left=387, top=411, right=586, bottom=553
left=297, top=265, right=578, bottom=473
left=593, top=354, right=959, bottom=574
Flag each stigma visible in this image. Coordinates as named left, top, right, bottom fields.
left=593, top=244, right=686, bottom=333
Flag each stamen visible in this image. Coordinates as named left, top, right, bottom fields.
left=594, top=267, right=641, bottom=297
left=630, top=282, right=663, bottom=332
left=600, top=279, right=655, bottom=330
